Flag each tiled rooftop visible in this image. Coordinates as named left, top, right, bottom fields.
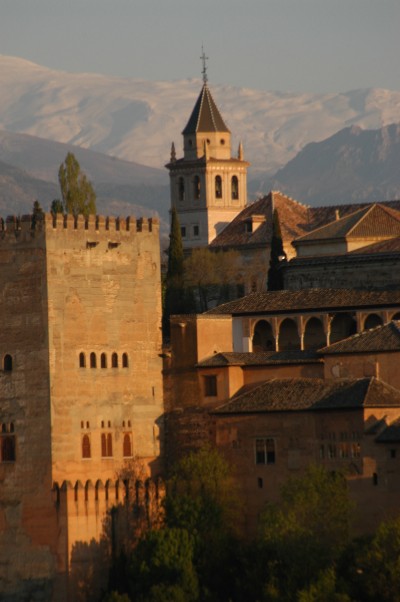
left=209, top=192, right=400, bottom=251
left=207, top=289, right=400, bottom=316
left=197, top=350, right=320, bottom=367
left=210, top=191, right=311, bottom=250
left=319, top=321, right=400, bottom=355
left=295, top=204, right=400, bottom=244
left=213, top=377, right=400, bottom=414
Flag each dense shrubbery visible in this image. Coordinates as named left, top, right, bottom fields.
left=102, top=449, right=400, bottom=602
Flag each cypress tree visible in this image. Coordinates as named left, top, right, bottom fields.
left=163, top=207, right=187, bottom=340
left=267, top=209, right=286, bottom=291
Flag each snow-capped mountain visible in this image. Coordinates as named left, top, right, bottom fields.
left=1, top=55, right=400, bottom=175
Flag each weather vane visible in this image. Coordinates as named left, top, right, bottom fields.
left=200, top=45, right=208, bottom=84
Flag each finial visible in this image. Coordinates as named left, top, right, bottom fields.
left=170, top=142, right=176, bottom=162
left=200, top=45, right=209, bottom=85
left=238, top=141, right=244, bottom=161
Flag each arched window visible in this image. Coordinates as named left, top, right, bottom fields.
left=101, top=433, right=113, bottom=457
left=231, top=176, right=239, bottom=200
left=215, top=176, right=222, bottom=199
left=90, top=352, right=97, bottom=368
left=101, top=353, right=107, bottom=369
left=252, top=320, right=275, bottom=352
left=79, top=352, right=86, bottom=368
left=304, top=317, right=326, bottom=350
left=193, top=176, right=201, bottom=200
left=278, top=318, right=301, bottom=351
left=82, top=434, right=91, bottom=459
left=122, top=353, right=129, bottom=368
left=123, top=433, right=132, bottom=457
left=3, top=354, right=12, bottom=372
left=364, top=314, right=383, bottom=330
left=112, top=353, right=118, bottom=368
left=392, top=312, right=400, bottom=321
left=330, top=313, right=357, bottom=344
left=178, top=177, right=185, bottom=202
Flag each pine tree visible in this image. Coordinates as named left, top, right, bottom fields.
left=267, top=209, right=286, bottom=291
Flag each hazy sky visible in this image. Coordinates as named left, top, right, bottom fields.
left=1, top=0, right=399, bottom=93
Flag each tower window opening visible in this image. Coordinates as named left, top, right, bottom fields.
left=1, top=424, right=16, bottom=462
left=82, top=434, right=91, bottom=459
left=215, top=176, right=222, bottom=199
left=193, top=176, right=201, bottom=200
left=178, top=178, right=185, bottom=202
left=123, top=433, right=133, bottom=457
left=101, top=433, right=113, bottom=458
left=122, top=353, right=129, bottom=368
left=79, top=352, right=86, bottom=368
left=101, top=353, right=107, bottom=369
left=90, top=352, right=97, bottom=369
left=220, top=139, right=225, bottom=145
left=112, top=353, right=118, bottom=368
left=3, top=354, right=13, bottom=372
left=231, top=176, right=239, bottom=200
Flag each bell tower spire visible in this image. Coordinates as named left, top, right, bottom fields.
left=166, top=53, right=250, bottom=249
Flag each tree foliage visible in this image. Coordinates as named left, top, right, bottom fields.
left=58, top=152, right=96, bottom=217
left=259, top=466, right=353, bottom=599
left=183, top=248, right=241, bottom=311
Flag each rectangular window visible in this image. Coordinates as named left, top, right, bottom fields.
left=255, top=438, right=276, bottom=465
left=204, top=375, right=217, bottom=397
left=181, top=226, right=186, bottom=238
left=193, top=225, right=200, bottom=237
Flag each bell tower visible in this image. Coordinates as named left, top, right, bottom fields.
left=166, top=51, right=249, bottom=249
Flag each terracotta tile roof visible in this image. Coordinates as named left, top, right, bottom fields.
left=207, top=289, right=400, bottom=316
left=212, top=377, right=400, bottom=414
left=307, top=200, right=400, bottom=230
left=295, top=204, right=400, bottom=244
left=350, top=236, right=400, bottom=255
left=210, top=191, right=310, bottom=250
left=182, top=84, right=230, bottom=135
left=319, top=321, right=400, bottom=355
left=209, top=192, right=400, bottom=252
left=375, top=418, right=400, bottom=443
left=197, top=350, right=320, bottom=367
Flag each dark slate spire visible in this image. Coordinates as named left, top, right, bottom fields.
left=182, top=84, right=230, bottom=135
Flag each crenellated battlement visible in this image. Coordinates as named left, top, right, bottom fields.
left=0, top=213, right=159, bottom=241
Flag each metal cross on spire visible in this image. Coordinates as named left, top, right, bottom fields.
left=200, top=45, right=209, bottom=84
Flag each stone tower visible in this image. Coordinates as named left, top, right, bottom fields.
left=0, top=213, right=164, bottom=601
left=166, top=74, right=249, bottom=249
